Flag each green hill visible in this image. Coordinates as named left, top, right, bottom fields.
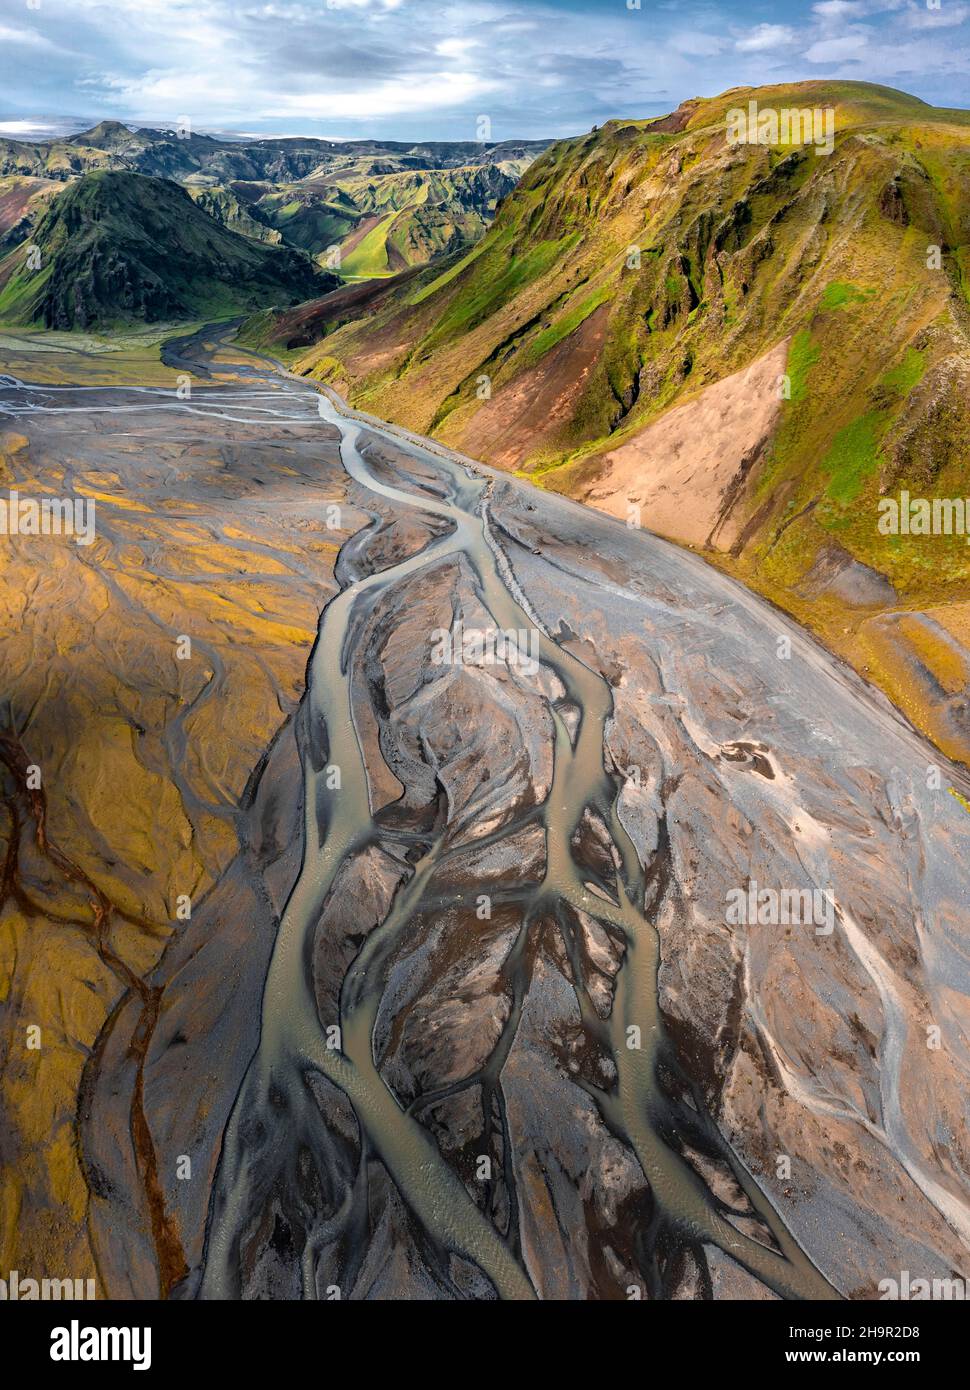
left=251, top=80, right=970, bottom=762
left=0, top=128, right=547, bottom=289
left=201, top=160, right=531, bottom=277
left=0, top=170, right=331, bottom=328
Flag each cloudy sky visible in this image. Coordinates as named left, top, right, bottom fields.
left=1, top=0, right=969, bottom=142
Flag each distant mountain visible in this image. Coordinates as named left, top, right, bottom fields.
left=0, top=125, right=551, bottom=281
left=0, top=170, right=332, bottom=328
left=250, top=80, right=970, bottom=763
left=0, top=122, right=550, bottom=186
left=237, top=161, right=530, bottom=277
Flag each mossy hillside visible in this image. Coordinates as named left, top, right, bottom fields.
left=249, top=81, right=970, bottom=764
left=248, top=83, right=970, bottom=611
left=238, top=162, right=529, bottom=278
left=0, top=170, right=332, bottom=329
left=745, top=218, right=968, bottom=610
left=253, top=189, right=356, bottom=257
left=187, top=185, right=284, bottom=246
left=341, top=212, right=400, bottom=279
left=277, top=83, right=969, bottom=488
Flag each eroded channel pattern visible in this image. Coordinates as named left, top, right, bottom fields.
left=2, top=335, right=970, bottom=1300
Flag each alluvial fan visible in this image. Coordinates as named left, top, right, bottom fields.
left=1, top=330, right=969, bottom=1301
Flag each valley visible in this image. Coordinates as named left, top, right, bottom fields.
left=2, top=68, right=970, bottom=1310
left=0, top=123, right=547, bottom=283
left=259, top=80, right=970, bottom=768
left=1, top=324, right=969, bottom=1300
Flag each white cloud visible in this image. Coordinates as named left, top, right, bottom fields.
left=0, top=22, right=58, bottom=50
left=4, top=0, right=970, bottom=139
left=903, top=1, right=970, bottom=27
left=735, top=23, right=796, bottom=51
left=804, top=29, right=871, bottom=59
left=275, top=73, right=498, bottom=120
left=811, top=1, right=867, bottom=18
left=813, top=30, right=970, bottom=77
left=305, top=0, right=403, bottom=8
left=436, top=37, right=477, bottom=58
left=0, top=119, right=65, bottom=136
left=86, top=65, right=499, bottom=123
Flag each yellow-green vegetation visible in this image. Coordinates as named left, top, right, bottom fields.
left=221, top=161, right=530, bottom=280
left=341, top=211, right=399, bottom=279
left=406, top=240, right=490, bottom=306
left=0, top=325, right=210, bottom=385
left=274, top=81, right=969, bottom=479
left=339, top=163, right=529, bottom=275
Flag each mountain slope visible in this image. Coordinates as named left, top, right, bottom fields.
left=0, top=175, right=60, bottom=250
left=0, top=126, right=547, bottom=285
left=256, top=80, right=970, bottom=761
left=0, top=170, right=331, bottom=328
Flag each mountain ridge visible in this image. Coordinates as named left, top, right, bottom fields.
left=0, top=125, right=550, bottom=279
left=249, top=79, right=970, bottom=762
left=0, top=169, right=333, bottom=328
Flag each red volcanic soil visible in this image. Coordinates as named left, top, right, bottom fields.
left=448, top=303, right=611, bottom=469
left=273, top=266, right=424, bottom=350
left=647, top=99, right=700, bottom=134
left=0, top=177, right=59, bottom=237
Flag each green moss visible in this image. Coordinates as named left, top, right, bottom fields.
left=880, top=345, right=926, bottom=394
left=525, top=286, right=610, bottom=365
left=822, top=411, right=883, bottom=503
left=340, top=212, right=398, bottom=279
left=407, top=241, right=489, bottom=306
left=820, top=280, right=876, bottom=311
left=786, top=329, right=820, bottom=402
left=0, top=255, right=53, bottom=321
left=425, top=232, right=579, bottom=347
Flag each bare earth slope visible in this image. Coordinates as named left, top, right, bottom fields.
left=579, top=339, right=790, bottom=548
